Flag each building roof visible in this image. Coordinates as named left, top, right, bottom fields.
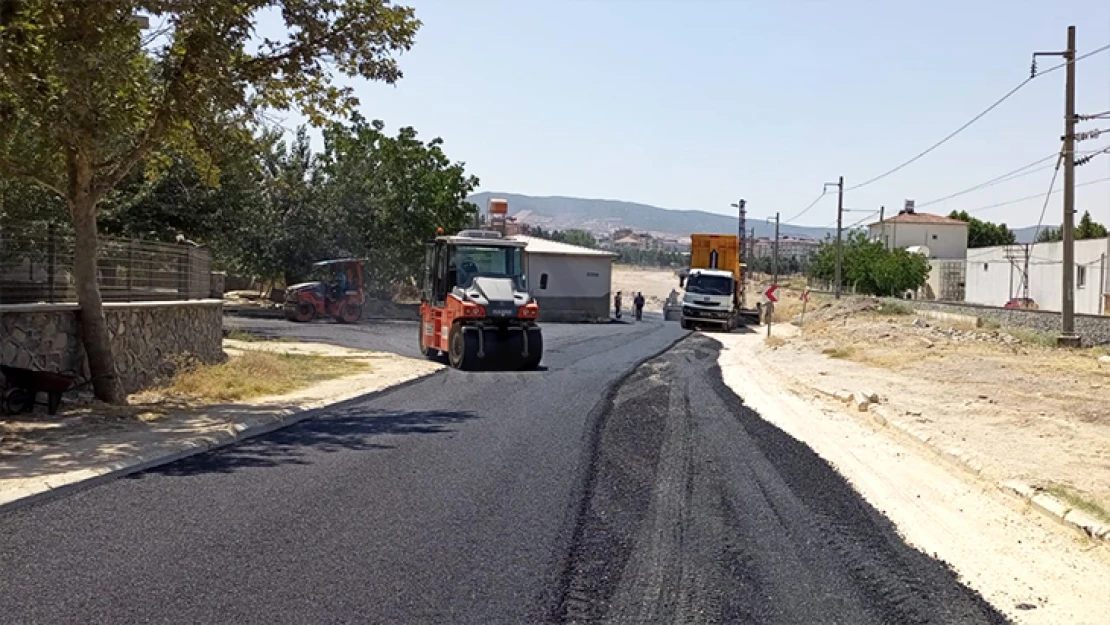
left=613, top=236, right=641, bottom=245
left=870, top=212, right=967, bottom=226
left=511, top=235, right=617, bottom=258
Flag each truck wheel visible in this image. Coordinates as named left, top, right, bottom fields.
left=680, top=319, right=692, bottom=331
left=448, top=324, right=479, bottom=370
left=521, top=328, right=543, bottom=370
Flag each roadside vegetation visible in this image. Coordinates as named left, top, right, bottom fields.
left=164, top=351, right=369, bottom=403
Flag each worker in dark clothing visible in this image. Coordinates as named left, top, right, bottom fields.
left=634, top=292, right=645, bottom=321
left=614, top=291, right=623, bottom=319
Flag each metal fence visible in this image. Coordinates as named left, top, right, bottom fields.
left=0, top=222, right=212, bottom=305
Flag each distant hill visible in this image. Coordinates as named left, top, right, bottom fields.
left=467, top=191, right=1053, bottom=245
left=467, top=192, right=839, bottom=241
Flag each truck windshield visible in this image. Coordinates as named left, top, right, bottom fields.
left=686, top=274, right=733, bottom=296
left=452, top=245, right=525, bottom=289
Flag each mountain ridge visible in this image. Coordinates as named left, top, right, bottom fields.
left=469, top=191, right=1048, bottom=244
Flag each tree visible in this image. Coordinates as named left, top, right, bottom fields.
left=1036, top=227, right=1062, bottom=243
left=556, top=229, right=598, bottom=249
left=1076, top=211, right=1107, bottom=240
left=808, top=232, right=929, bottom=296
left=320, top=115, right=479, bottom=289
left=948, top=210, right=1015, bottom=248
left=0, top=1, right=419, bottom=402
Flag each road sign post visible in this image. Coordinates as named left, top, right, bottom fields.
left=764, top=284, right=778, bottom=337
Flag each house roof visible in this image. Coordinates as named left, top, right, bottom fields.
left=870, top=212, right=967, bottom=226
left=511, top=235, right=617, bottom=258
left=613, top=236, right=641, bottom=244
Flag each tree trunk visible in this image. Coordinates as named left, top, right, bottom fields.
left=70, top=185, right=126, bottom=404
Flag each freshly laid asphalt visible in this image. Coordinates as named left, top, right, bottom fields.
left=0, top=317, right=1007, bottom=624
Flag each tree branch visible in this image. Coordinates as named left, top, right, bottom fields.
left=0, top=155, right=66, bottom=197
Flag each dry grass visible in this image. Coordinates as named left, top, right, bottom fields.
left=1043, top=484, right=1110, bottom=525
left=765, top=335, right=787, bottom=348
left=822, top=346, right=856, bottom=359
left=164, top=350, right=369, bottom=402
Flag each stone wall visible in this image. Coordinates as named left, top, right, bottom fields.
left=898, top=299, right=1110, bottom=346
left=0, top=300, right=223, bottom=394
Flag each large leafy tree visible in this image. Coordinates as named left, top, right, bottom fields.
left=947, top=210, right=1015, bottom=248
left=320, top=115, right=479, bottom=289
left=0, top=0, right=419, bottom=403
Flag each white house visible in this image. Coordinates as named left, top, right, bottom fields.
left=512, top=236, right=617, bottom=322
left=869, top=210, right=969, bottom=300
left=868, top=211, right=969, bottom=259
left=964, top=237, right=1110, bottom=315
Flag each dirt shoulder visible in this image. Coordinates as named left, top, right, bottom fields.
left=751, top=295, right=1110, bottom=527
left=716, top=328, right=1110, bottom=625
left=0, top=338, right=443, bottom=509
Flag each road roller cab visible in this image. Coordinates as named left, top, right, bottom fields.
left=419, top=230, right=543, bottom=370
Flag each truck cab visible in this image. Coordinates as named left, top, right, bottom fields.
left=681, top=268, right=739, bottom=330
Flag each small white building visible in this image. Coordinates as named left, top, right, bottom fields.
left=869, top=210, right=969, bottom=300
left=513, top=236, right=617, bottom=322
left=964, top=237, right=1110, bottom=315
left=868, top=211, right=969, bottom=259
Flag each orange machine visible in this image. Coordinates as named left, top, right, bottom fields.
left=283, top=258, right=365, bottom=324
left=419, top=230, right=542, bottom=370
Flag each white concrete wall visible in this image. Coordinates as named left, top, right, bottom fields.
left=526, top=253, right=613, bottom=298
left=964, top=238, right=1110, bottom=314
left=869, top=222, right=968, bottom=259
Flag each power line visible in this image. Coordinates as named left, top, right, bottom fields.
left=1029, top=153, right=1064, bottom=247
left=916, top=153, right=1059, bottom=209
left=784, top=191, right=827, bottom=224
left=847, top=41, right=1110, bottom=192
left=965, top=176, right=1110, bottom=214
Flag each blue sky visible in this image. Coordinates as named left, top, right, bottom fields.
left=265, top=0, right=1110, bottom=229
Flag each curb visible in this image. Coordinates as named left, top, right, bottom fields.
left=0, top=369, right=444, bottom=515
left=998, top=480, right=1110, bottom=544
left=798, top=377, right=1110, bottom=549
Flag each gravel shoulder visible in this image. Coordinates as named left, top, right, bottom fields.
left=719, top=328, right=1110, bottom=624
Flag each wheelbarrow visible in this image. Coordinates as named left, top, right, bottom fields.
left=0, top=365, right=77, bottom=416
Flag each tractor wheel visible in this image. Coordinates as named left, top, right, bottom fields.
left=448, top=324, right=480, bottom=370
left=287, top=301, right=315, bottom=323
left=520, top=328, right=544, bottom=370
left=336, top=301, right=362, bottom=324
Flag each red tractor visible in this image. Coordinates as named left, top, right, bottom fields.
left=283, top=258, right=366, bottom=323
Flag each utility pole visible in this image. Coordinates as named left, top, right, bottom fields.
left=1061, top=26, right=1078, bottom=346
left=736, top=199, right=747, bottom=307
left=772, top=212, right=780, bottom=287
left=879, top=206, right=886, bottom=249
left=824, top=177, right=845, bottom=297
left=1035, top=26, right=1080, bottom=346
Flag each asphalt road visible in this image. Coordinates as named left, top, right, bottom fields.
left=0, top=320, right=1006, bottom=624
left=0, top=317, right=685, bottom=624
